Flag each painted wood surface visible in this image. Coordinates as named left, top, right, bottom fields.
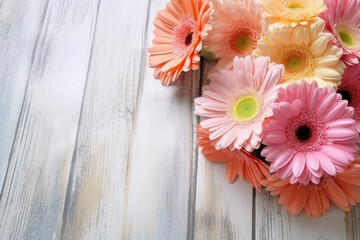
left=0, top=0, right=359, bottom=239
left=0, top=0, right=99, bottom=238
left=0, top=0, right=48, bottom=194
left=59, top=0, right=151, bottom=239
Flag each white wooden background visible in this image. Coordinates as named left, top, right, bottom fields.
left=0, top=0, right=359, bottom=239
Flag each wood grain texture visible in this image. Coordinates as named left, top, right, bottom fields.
left=0, top=0, right=99, bottom=238
left=255, top=191, right=348, bottom=240
left=194, top=60, right=254, bottom=240
left=125, top=71, right=200, bottom=240
left=0, top=0, right=48, bottom=193
left=122, top=1, right=201, bottom=239
left=255, top=191, right=291, bottom=240
left=347, top=203, right=360, bottom=240
left=59, top=0, right=152, bottom=239
left=194, top=156, right=254, bottom=240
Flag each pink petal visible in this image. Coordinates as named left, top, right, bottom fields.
left=306, top=152, right=319, bottom=171
left=209, top=124, right=233, bottom=141
left=298, top=169, right=311, bottom=185
left=272, top=148, right=295, bottom=170
left=201, top=117, right=231, bottom=128
left=291, top=99, right=302, bottom=116
left=323, top=100, right=348, bottom=122
left=218, top=126, right=238, bottom=148
left=321, top=145, right=350, bottom=166
left=316, top=92, right=337, bottom=116
left=292, top=153, right=305, bottom=178
left=266, top=121, right=285, bottom=132
left=265, top=131, right=287, bottom=144
left=326, top=119, right=355, bottom=129
left=316, top=151, right=336, bottom=175
left=326, top=128, right=357, bottom=141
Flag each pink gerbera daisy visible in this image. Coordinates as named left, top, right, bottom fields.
left=262, top=81, right=358, bottom=185
left=195, top=56, right=284, bottom=151
left=320, top=0, right=360, bottom=65
left=203, top=0, right=267, bottom=71
left=338, top=64, right=360, bottom=132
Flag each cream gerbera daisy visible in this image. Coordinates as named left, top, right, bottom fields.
left=260, top=0, right=327, bottom=27
left=203, top=0, right=267, bottom=71
left=253, top=19, right=346, bottom=88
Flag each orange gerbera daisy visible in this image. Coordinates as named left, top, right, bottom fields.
left=148, top=0, right=213, bottom=85
left=262, top=158, right=360, bottom=218
left=196, top=125, right=270, bottom=190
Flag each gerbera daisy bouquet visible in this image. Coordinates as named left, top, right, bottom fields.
left=148, top=0, right=360, bottom=218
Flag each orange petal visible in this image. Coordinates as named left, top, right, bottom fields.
left=226, top=159, right=238, bottom=183
left=307, top=190, right=322, bottom=218
left=325, top=181, right=349, bottom=211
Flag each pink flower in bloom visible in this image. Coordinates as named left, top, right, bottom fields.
left=262, top=81, right=358, bottom=185
left=195, top=56, right=284, bottom=152
left=338, top=64, right=360, bottom=132
left=203, top=0, right=267, bottom=71
left=320, top=0, right=360, bottom=65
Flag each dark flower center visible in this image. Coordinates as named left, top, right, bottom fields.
left=185, top=32, right=193, bottom=46
left=338, top=89, right=352, bottom=104
left=296, top=125, right=312, bottom=141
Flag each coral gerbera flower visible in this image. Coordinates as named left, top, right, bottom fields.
left=260, top=0, right=327, bottom=27
left=320, top=0, right=360, bottom=65
left=253, top=19, right=346, bottom=88
left=262, top=158, right=360, bottom=218
left=338, top=64, right=360, bottom=132
left=203, top=0, right=267, bottom=71
left=262, top=81, right=358, bottom=185
left=195, top=56, right=284, bottom=151
left=196, top=125, right=270, bottom=190
left=148, top=0, right=213, bottom=85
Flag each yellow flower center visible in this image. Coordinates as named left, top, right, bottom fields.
left=234, top=35, right=252, bottom=51
left=276, top=46, right=316, bottom=83
left=287, top=3, right=304, bottom=11
left=233, top=95, right=259, bottom=121
left=338, top=29, right=355, bottom=47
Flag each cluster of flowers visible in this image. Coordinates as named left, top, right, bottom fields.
left=148, top=0, right=360, bottom=218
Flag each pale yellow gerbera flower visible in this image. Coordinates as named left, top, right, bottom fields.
left=260, top=0, right=327, bottom=27
left=253, top=19, right=345, bottom=88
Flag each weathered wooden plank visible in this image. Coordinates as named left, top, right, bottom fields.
left=122, top=1, right=201, bottom=238
left=255, top=191, right=348, bottom=240
left=58, top=0, right=152, bottom=239
left=195, top=155, right=254, bottom=240
left=346, top=204, right=360, bottom=240
left=254, top=191, right=291, bottom=239
left=194, top=60, right=254, bottom=240
left=0, top=0, right=48, bottom=194
left=125, top=70, right=200, bottom=239
left=0, top=0, right=99, bottom=238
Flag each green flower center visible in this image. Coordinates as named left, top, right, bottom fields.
left=286, top=55, right=303, bottom=71
left=276, top=46, right=315, bottom=83
left=234, top=35, right=252, bottom=51
left=234, top=96, right=259, bottom=120
left=338, top=30, right=355, bottom=47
